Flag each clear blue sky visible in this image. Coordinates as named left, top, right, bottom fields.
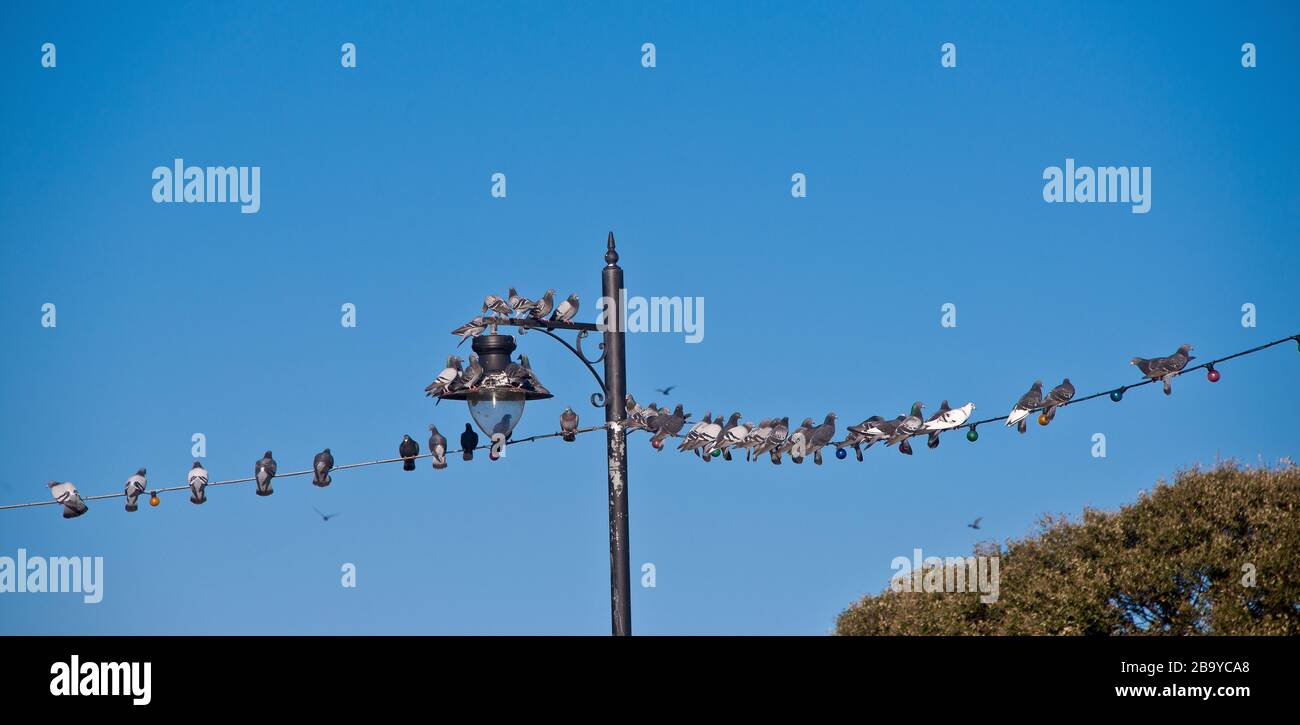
left=1, top=1, right=1296, bottom=635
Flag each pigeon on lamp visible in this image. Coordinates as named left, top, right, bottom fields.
left=461, top=423, right=479, bottom=461
left=1040, top=379, right=1075, bottom=424
left=451, top=317, right=488, bottom=347
left=313, top=448, right=334, bottom=487
left=48, top=481, right=87, bottom=519
left=806, top=413, right=838, bottom=465
left=428, top=424, right=448, bottom=469
left=650, top=404, right=690, bottom=449
left=509, top=354, right=550, bottom=396
left=778, top=418, right=816, bottom=464
left=529, top=289, right=557, bottom=319
left=508, top=287, right=535, bottom=316
left=454, top=355, right=484, bottom=392
left=425, top=356, right=464, bottom=398
left=399, top=435, right=419, bottom=471
left=483, top=294, right=512, bottom=317
left=887, top=403, right=925, bottom=455
left=188, top=461, right=208, bottom=504
left=124, top=468, right=147, bottom=512
left=255, top=451, right=277, bottom=496
left=968, top=517, right=982, bottom=530
left=1132, top=344, right=1195, bottom=395
left=1006, top=381, right=1044, bottom=434
left=923, top=401, right=976, bottom=448
left=755, top=417, right=790, bottom=463
left=560, top=406, right=579, bottom=442
left=550, top=294, right=580, bottom=323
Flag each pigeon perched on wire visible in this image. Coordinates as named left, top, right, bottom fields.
left=428, top=424, right=448, bottom=469
left=461, top=423, right=479, bottom=461
left=48, top=481, right=87, bottom=519
left=255, top=451, right=277, bottom=496
left=887, top=403, right=925, bottom=455
left=681, top=413, right=720, bottom=457
left=755, top=416, right=790, bottom=463
left=923, top=401, right=976, bottom=449
left=704, top=412, right=741, bottom=462
left=560, top=406, right=579, bottom=442
left=313, top=448, right=334, bottom=487
left=1006, top=381, right=1043, bottom=434
left=678, top=412, right=712, bottom=453
left=483, top=294, right=513, bottom=317
left=630, top=402, right=660, bottom=432
left=1040, top=379, right=1075, bottom=424
left=550, top=294, right=580, bottom=323
left=124, top=468, right=147, bottom=512
left=841, top=415, right=888, bottom=461
left=188, top=461, right=208, bottom=504
left=1132, top=344, right=1195, bottom=395
left=529, top=289, right=557, bottom=319
left=736, top=419, right=773, bottom=461
left=399, top=435, right=419, bottom=471
left=806, top=413, right=837, bottom=465
left=425, top=356, right=463, bottom=398
left=650, top=404, right=690, bottom=449
left=778, top=418, right=816, bottom=464
left=715, top=414, right=750, bottom=461
left=452, top=317, right=488, bottom=347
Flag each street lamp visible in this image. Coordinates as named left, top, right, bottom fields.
left=432, top=233, right=633, bottom=636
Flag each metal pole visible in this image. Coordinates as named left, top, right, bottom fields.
left=602, top=231, right=632, bottom=636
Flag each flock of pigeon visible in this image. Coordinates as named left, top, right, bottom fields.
left=39, top=343, right=1200, bottom=519
left=423, top=353, right=551, bottom=400
left=448, top=288, right=582, bottom=347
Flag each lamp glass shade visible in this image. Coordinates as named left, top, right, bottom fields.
left=468, top=388, right=525, bottom=438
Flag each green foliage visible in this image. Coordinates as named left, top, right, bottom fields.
left=835, top=462, right=1300, bottom=635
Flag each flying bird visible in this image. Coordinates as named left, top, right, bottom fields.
left=968, top=517, right=982, bottom=530
left=923, top=401, right=976, bottom=448
left=1132, top=344, right=1195, bottom=395
left=255, top=451, right=277, bottom=496
left=313, top=448, right=334, bottom=487
left=1040, top=379, right=1076, bottom=424
left=399, top=435, right=419, bottom=471
left=313, top=507, right=340, bottom=522
left=560, top=406, right=579, bottom=442
left=428, top=424, right=448, bottom=469
left=655, top=386, right=677, bottom=396
left=461, top=423, right=479, bottom=461
left=188, top=461, right=208, bottom=504
left=48, top=481, right=87, bottom=519
left=551, top=294, right=580, bottom=323
left=124, top=468, right=147, bottom=512
left=424, top=356, right=463, bottom=398
left=451, top=317, right=488, bottom=347
left=888, top=403, right=925, bottom=455
left=529, top=289, right=557, bottom=319
left=1006, top=381, right=1043, bottom=434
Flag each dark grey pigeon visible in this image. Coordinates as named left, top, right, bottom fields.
left=48, top=481, right=87, bottom=519
left=529, top=289, right=556, bottom=319
left=925, top=402, right=953, bottom=449
left=313, top=448, right=334, bottom=487
left=188, top=461, right=209, bottom=504
left=550, top=294, right=580, bottom=323
left=1132, top=344, right=1195, bottom=395
left=428, top=424, right=448, bottom=469
left=399, top=435, right=419, bottom=471
left=124, top=468, right=147, bottom=512
left=806, top=413, right=838, bottom=465
left=1040, top=378, right=1076, bottom=424
left=560, top=406, right=579, bottom=442
left=778, top=417, right=816, bottom=464
left=839, top=415, right=886, bottom=461
left=255, top=451, right=277, bottom=496
left=650, top=404, right=690, bottom=449
left=452, top=317, right=488, bottom=347
left=1005, top=381, right=1043, bottom=434
left=461, top=423, right=479, bottom=461
left=887, top=403, right=925, bottom=455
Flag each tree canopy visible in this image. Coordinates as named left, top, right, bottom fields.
left=835, top=462, right=1299, bottom=635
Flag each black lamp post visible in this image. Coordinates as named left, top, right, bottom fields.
left=437, top=232, right=632, bottom=636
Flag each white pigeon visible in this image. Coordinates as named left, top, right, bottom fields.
left=48, top=481, right=88, bottom=519
left=188, top=461, right=209, bottom=505
left=124, top=468, right=147, bottom=512
left=922, top=402, right=976, bottom=431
